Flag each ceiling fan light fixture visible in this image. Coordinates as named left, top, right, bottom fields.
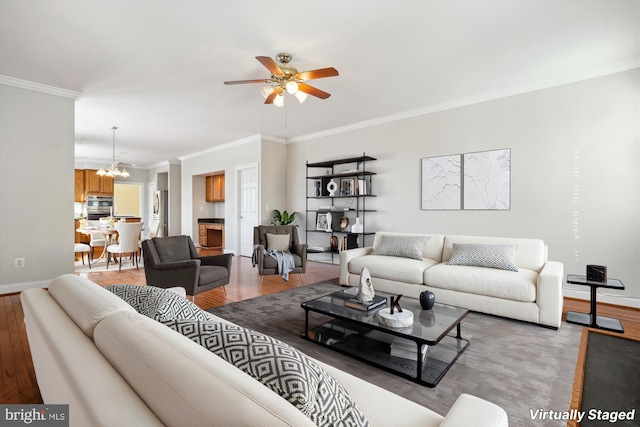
left=285, top=81, right=299, bottom=94
left=260, top=86, right=275, bottom=99
left=294, top=91, right=308, bottom=104
left=273, top=93, right=285, bottom=107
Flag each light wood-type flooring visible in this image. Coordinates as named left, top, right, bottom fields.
left=1, top=252, right=638, bottom=422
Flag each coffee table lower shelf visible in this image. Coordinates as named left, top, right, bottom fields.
left=304, top=319, right=469, bottom=387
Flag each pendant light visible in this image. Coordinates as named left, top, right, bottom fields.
left=97, top=126, right=130, bottom=178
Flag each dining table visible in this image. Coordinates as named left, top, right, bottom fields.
left=75, top=227, right=119, bottom=263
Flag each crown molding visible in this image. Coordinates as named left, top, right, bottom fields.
left=0, top=75, right=82, bottom=99
left=179, top=133, right=285, bottom=161
left=289, top=60, right=640, bottom=143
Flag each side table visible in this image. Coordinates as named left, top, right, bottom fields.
left=565, top=274, right=625, bottom=333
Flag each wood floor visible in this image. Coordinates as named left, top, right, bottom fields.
left=1, top=254, right=638, bottom=414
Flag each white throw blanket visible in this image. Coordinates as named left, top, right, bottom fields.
left=252, top=245, right=296, bottom=281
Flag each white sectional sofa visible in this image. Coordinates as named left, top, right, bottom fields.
left=340, top=232, right=564, bottom=328
left=21, top=274, right=508, bottom=427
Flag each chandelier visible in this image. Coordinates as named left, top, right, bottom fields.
left=97, top=126, right=130, bottom=178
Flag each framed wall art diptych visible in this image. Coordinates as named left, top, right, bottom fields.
left=421, top=154, right=462, bottom=210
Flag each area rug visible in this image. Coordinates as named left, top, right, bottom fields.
left=74, top=256, right=143, bottom=273
left=208, top=281, right=583, bottom=427
left=580, top=331, right=639, bottom=427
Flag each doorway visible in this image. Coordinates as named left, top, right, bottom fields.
left=114, top=182, right=144, bottom=218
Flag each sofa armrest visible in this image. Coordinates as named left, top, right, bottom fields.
left=339, top=246, right=373, bottom=285
left=536, top=260, right=564, bottom=328
left=440, top=394, right=508, bottom=427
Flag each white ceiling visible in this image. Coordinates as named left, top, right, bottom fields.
left=1, top=0, right=638, bottom=168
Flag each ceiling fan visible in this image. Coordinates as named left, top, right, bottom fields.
left=224, top=53, right=339, bottom=106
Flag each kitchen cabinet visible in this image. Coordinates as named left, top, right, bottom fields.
left=199, top=224, right=224, bottom=249
left=206, top=174, right=225, bottom=202
left=74, top=219, right=89, bottom=244
left=83, top=169, right=114, bottom=196
left=74, top=170, right=86, bottom=202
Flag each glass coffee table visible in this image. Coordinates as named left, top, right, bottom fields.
left=301, top=287, right=469, bottom=387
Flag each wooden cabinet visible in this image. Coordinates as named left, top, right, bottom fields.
left=82, top=169, right=114, bottom=196
left=74, top=170, right=85, bottom=202
left=199, top=224, right=224, bottom=249
left=74, top=219, right=89, bottom=244
left=206, top=174, right=225, bottom=202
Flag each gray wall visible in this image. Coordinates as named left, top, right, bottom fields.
left=0, top=84, right=76, bottom=291
left=287, top=69, right=639, bottom=306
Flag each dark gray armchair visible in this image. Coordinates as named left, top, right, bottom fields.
left=142, top=235, right=232, bottom=298
left=253, top=225, right=307, bottom=283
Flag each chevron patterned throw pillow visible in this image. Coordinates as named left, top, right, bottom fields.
left=447, top=243, right=519, bottom=271
left=163, top=318, right=370, bottom=427
left=106, top=284, right=209, bottom=321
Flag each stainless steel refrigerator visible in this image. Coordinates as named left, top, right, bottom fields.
left=152, top=190, right=168, bottom=237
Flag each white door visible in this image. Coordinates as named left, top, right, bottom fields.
left=238, top=164, right=259, bottom=257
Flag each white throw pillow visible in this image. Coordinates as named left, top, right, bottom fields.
left=267, top=233, right=291, bottom=252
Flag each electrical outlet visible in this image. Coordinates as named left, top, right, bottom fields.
left=14, top=257, right=25, bottom=268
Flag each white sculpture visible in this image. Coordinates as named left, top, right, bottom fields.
left=357, top=267, right=375, bottom=303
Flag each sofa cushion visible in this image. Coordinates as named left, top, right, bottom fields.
left=350, top=255, right=438, bottom=284
left=447, top=243, right=518, bottom=272
left=163, top=318, right=370, bottom=427
left=425, top=264, right=538, bottom=302
left=371, top=235, right=430, bottom=261
left=106, top=284, right=209, bottom=321
left=95, top=311, right=316, bottom=426
left=267, top=233, right=291, bottom=252
left=153, top=236, right=193, bottom=263
left=48, top=274, right=136, bottom=338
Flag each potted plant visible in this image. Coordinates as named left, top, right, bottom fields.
left=271, top=209, right=298, bottom=226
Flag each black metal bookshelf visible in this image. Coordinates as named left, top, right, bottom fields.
left=305, top=154, right=377, bottom=263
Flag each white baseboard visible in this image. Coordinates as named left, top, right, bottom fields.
left=0, top=279, right=50, bottom=295
left=563, top=288, right=640, bottom=309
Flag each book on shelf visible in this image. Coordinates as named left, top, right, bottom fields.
left=390, top=337, right=428, bottom=361
left=344, top=295, right=387, bottom=311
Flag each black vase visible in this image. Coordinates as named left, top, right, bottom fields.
left=419, top=290, right=435, bottom=310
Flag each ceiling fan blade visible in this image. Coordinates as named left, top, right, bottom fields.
left=297, top=83, right=331, bottom=99
left=256, top=56, right=284, bottom=75
left=295, top=67, right=339, bottom=81
left=264, top=86, right=283, bottom=104
left=224, top=79, right=270, bottom=85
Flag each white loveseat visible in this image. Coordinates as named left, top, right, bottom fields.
left=340, top=232, right=564, bottom=328
left=22, top=274, right=508, bottom=427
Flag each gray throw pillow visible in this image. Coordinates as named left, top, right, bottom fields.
left=371, top=235, right=430, bottom=261
left=447, top=243, right=519, bottom=271
left=163, top=319, right=370, bottom=427
left=106, top=284, right=209, bottom=321
left=266, top=233, right=290, bottom=252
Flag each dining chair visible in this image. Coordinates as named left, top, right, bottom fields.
left=106, top=221, right=144, bottom=271
left=74, top=243, right=91, bottom=269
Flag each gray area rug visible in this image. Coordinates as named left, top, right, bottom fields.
left=208, top=281, right=582, bottom=427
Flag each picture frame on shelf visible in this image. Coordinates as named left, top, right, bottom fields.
left=356, top=178, right=367, bottom=195
left=316, top=213, right=329, bottom=231
left=313, top=179, right=322, bottom=197
left=340, top=178, right=355, bottom=196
